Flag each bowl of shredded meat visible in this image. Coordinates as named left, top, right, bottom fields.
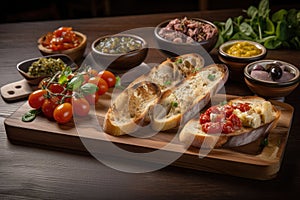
left=154, top=17, right=218, bottom=56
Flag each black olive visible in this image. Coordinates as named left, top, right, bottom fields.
left=270, top=65, right=283, bottom=80
left=265, top=62, right=281, bottom=72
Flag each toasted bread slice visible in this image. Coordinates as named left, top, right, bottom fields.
left=179, top=96, right=281, bottom=149
left=151, top=63, right=229, bottom=131
left=128, top=53, right=204, bottom=93
left=103, top=81, right=161, bottom=136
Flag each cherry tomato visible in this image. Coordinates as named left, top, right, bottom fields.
left=62, top=90, right=73, bottom=104
left=53, top=103, right=73, bottom=124
left=97, top=70, right=116, bottom=88
left=42, top=97, right=59, bottom=119
left=202, top=122, right=222, bottom=134
left=88, top=76, right=100, bottom=85
left=49, top=83, right=64, bottom=94
left=72, top=97, right=90, bottom=117
left=85, top=92, right=99, bottom=105
left=28, top=89, right=47, bottom=109
left=97, top=77, right=109, bottom=95
left=88, top=76, right=108, bottom=95
left=199, top=113, right=210, bottom=124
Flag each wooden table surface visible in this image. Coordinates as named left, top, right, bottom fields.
left=1, top=9, right=299, bottom=199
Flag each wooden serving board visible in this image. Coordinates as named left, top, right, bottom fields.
left=4, top=93, right=294, bottom=180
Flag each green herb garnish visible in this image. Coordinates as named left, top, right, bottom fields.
left=171, top=101, right=178, bottom=108
left=164, top=80, right=171, bottom=86
left=208, top=74, right=216, bottom=81
left=175, top=58, right=183, bottom=64
left=22, top=109, right=41, bottom=122
left=214, top=0, right=300, bottom=50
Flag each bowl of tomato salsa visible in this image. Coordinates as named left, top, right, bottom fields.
left=37, top=27, right=87, bottom=62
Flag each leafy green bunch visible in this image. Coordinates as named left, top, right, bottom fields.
left=214, top=0, right=300, bottom=49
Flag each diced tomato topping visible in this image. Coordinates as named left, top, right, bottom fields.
left=202, top=122, right=222, bottom=134
left=199, top=113, right=210, bottom=124
left=228, top=114, right=242, bottom=130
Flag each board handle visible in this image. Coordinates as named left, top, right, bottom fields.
left=1, top=79, right=35, bottom=102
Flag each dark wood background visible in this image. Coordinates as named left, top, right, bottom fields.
left=1, top=0, right=300, bottom=23
left=0, top=7, right=300, bottom=200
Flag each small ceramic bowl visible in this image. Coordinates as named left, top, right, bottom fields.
left=154, top=18, right=218, bottom=56
left=17, top=54, right=78, bottom=85
left=218, top=40, right=267, bottom=82
left=37, top=31, right=87, bottom=62
left=91, top=33, right=148, bottom=72
left=244, top=60, right=300, bottom=99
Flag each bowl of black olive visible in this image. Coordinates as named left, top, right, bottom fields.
left=91, top=33, right=148, bottom=72
left=244, top=60, right=300, bottom=99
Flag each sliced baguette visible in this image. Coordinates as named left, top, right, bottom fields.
left=151, top=63, right=229, bottom=131
left=103, top=81, right=161, bottom=136
left=128, top=53, right=204, bottom=93
left=179, top=96, right=281, bottom=149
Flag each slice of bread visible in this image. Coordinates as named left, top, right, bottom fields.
left=151, top=63, right=229, bottom=131
left=128, top=53, right=204, bottom=93
left=179, top=96, right=281, bottom=149
left=103, top=81, right=161, bottom=136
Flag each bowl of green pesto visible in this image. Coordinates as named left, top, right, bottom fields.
left=17, top=54, right=78, bottom=85
left=91, top=34, right=148, bottom=72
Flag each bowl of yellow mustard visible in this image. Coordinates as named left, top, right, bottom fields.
left=218, top=40, right=267, bottom=82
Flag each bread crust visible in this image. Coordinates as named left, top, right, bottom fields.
left=103, top=53, right=206, bottom=136
left=151, top=63, right=229, bottom=131
left=103, top=81, right=161, bottom=136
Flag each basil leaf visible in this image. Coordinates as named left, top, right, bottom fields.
left=80, top=83, right=98, bottom=95
left=67, top=74, right=83, bottom=90
left=258, top=0, right=269, bottom=18
left=276, top=20, right=288, bottom=41
left=223, top=18, right=233, bottom=37
left=271, top=9, right=287, bottom=23
left=58, top=66, right=72, bottom=85
left=239, top=22, right=255, bottom=36
left=264, top=37, right=282, bottom=49
left=22, top=109, right=41, bottom=122
left=246, top=6, right=258, bottom=19
left=264, top=17, right=275, bottom=35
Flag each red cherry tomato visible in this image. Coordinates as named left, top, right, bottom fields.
left=84, top=92, right=99, bottom=105
left=97, top=77, right=109, bottom=95
left=49, top=83, right=64, bottom=94
left=28, top=89, right=47, bottom=109
left=97, top=70, right=116, bottom=88
left=88, top=76, right=108, bottom=95
left=42, top=97, right=59, bottom=119
left=53, top=102, right=73, bottom=124
left=72, top=97, right=90, bottom=117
